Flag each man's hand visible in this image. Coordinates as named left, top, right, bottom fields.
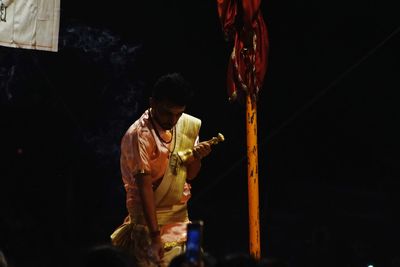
left=186, top=142, right=211, bottom=180
left=192, top=142, right=212, bottom=160
left=148, top=235, right=164, bottom=266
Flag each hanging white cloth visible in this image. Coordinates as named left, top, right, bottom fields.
left=0, top=0, right=60, bottom=52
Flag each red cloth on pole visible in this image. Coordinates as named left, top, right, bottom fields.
left=217, top=0, right=269, bottom=102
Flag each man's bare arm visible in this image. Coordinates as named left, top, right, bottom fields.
left=185, top=141, right=211, bottom=180
left=135, top=173, right=159, bottom=233
left=135, top=173, right=164, bottom=262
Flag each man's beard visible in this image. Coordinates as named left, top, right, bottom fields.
left=155, top=117, right=173, bottom=131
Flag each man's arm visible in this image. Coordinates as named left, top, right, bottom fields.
left=186, top=158, right=201, bottom=180
left=135, top=173, right=163, bottom=262
left=185, top=141, right=212, bottom=180
left=135, top=173, right=159, bottom=233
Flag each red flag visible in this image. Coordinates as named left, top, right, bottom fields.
left=217, top=0, right=269, bottom=102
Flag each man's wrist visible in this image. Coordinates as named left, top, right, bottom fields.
left=192, top=150, right=202, bottom=160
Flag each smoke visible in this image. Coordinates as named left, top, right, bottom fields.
left=0, top=20, right=146, bottom=167
left=58, top=20, right=146, bottom=166
left=0, top=64, right=15, bottom=101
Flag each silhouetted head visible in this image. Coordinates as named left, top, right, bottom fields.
left=0, top=250, right=8, bottom=267
left=169, top=251, right=216, bottom=267
left=82, top=244, right=135, bottom=267
left=258, top=258, right=288, bottom=267
left=215, top=253, right=258, bottom=267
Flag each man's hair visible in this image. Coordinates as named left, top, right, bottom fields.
left=152, top=73, right=194, bottom=106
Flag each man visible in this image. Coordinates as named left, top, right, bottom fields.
left=111, top=73, right=211, bottom=267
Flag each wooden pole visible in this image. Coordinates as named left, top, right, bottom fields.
left=246, top=93, right=261, bottom=259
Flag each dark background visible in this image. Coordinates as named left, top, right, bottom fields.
left=1, top=0, right=400, bottom=266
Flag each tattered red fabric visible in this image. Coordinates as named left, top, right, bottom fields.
left=217, top=0, right=269, bottom=102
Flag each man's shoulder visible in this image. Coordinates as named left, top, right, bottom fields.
left=125, top=121, right=150, bottom=136
left=181, top=113, right=201, bottom=123
left=180, top=113, right=201, bottom=130
left=123, top=112, right=151, bottom=138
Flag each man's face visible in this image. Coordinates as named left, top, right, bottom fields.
left=150, top=98, right=186, bottom=130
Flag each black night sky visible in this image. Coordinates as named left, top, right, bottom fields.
left=1, top=1, right=400, bottom=267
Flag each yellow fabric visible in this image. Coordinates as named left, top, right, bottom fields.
left=110, top=220, right=150, bottom=263
left=154, top=113, right=201, bottom=207
left=111, top=215, right=187, bottom=267
left=128, top=202, right=189, bottom=227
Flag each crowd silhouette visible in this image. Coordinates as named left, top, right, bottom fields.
left=0, top=244, right=289, bottom=267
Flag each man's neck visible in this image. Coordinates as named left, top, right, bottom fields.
left=149, top=108, right=171, bottom=132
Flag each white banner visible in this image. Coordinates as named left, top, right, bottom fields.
left=0, top=0, right=60, bottom=52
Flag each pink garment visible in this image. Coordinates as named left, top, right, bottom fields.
left=120, top=109, right=192, bottom=210
left=161, top=222, right=188, bottom=244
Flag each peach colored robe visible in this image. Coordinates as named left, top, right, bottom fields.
left=120, top=109, right=195, bottom=245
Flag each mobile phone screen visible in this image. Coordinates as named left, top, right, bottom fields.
left=186, top=221, right=203, bottom=265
